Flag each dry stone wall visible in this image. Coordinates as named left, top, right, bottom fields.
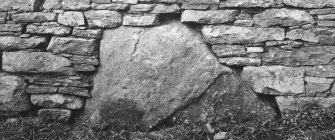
left=1, top=0, right=335, bottom=129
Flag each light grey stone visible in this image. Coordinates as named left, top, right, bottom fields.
left=58, top=11, right=85, bottom=26
left=181, top=10, right=239, bottom=24
left=84, top=10, right=122, bottom=28
left=47, top=37, right=97, bottom=55
left=31, top=94, right=84, bottom=109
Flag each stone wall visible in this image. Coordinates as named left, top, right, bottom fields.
left=1, top=0, right=335, bottom=130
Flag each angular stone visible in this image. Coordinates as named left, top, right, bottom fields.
left=220, top=0, right=283, bottom=8
left=276, top=97, right=335, bottom=113
left=212, top=45, right=246, bottom=57
left=58, top=87, right=90, bottom=97
left=26, top=25, right=71, bottom=36
left=38, top=109, right=72, bottom=122
left=84, top=10, right=122, bottom=28
left=253, top=8, right=314, bottom=27
left=287, top=28, right=335, bottom=45
left=47, top=37, right=97, bottom=55
left=182, top=0, right=219, bottom=4
left=84, top=21, right=226, bottom=129
left=129, top=4, right=155, bottom=13
left=318, top=14, right=335, bottom=20
left=283, top=0, right=335, bottom=8
left=26, top=75, right=92, bottom=88
left=247, top=47, right=264, bottom=53
left=263, top=47, right=335, bottom=66
left=306, top=65, right=335, bottom=78
left=26, top=85, right=58, bottom=94
left=311, top=8, right=335, bottom=15
left=0, top=36, right=46, bottom=50
left=202, top=25, right=285, bottom=44
left=0, top=73, right=30, bottom=116
left=181, top=10, right=238, bottom=24
left=305, top=77, right=333, bottom=97
left=112, top=0, right=138, bottom=4
left=123, top=14, right=159, bottom=26
left=92, top=3, right=129, bottom=10
left=0, top=0, right=36, bottom=11
left=317, top=21, right=335, bottom=27
left=234, top=19, right=253, bottom=26
left=31, top=94, right=84, bottom=109
left=43, top=0, right=62, bottom=10
left=92, top=0, right=111, bottom=3
left=2, top=51, right=73, bottom=73
left=69, top=55, right=100, bottom=65
left=0, top=12, right=7, bottom=23
left=12, top=12, right=57, bottom=23
left=62, top=0, right=91, bottom=10
left=181, top=4, right=211, bottom=10
left=173, top=71, right=277, bottom=127
left=0, top=24, right=22, bottom=32
left=241, top=66, right=305, bottom=95
left=150, top=4, right=180, bottom=13
left=219, top=57, right=261, bottom=66
left=73, top=29, right=102, bottom=39
left=58, top=12, right=85, bottom=26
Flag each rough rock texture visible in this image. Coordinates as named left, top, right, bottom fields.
left=84, top=10, right=122, bottom=28
left=286, top=28, right=335, bottom=45
left=0, top=0, right=37, bottom=11
left=253, top=8, right=314, bottom=27
left=58, top=12, right=85, bottom=26
left=181, top=10, right=239, bottom=24
left=38, top=109, right=72, bottom=122
left=276, top=97, right=335, bottom=113
left=62, top=0, right=91, bottom=10
left=241, top=66, right=305, bottom=95
left=2, top=51, right=73, bottom=73
left=84, top=21, right=226, bottom=129
left=0, top=36, right=47, bottom=50
left=283, top=0, right=335, bottom=8
left=12, top=13, right=57, bottom=23
left=0, top=73, right=30, bottom=116
left=202, top=25, right=285, bottom=44
left=47, top=37, right=97, bottom=55
left=26, top=25, right=71, bottom=36
left=123, top=14, right=160, bottom=26
left=31, top=94, right=84, bottom=109
left=220, top=0, right=283, bottom=8
left=174, top=72, right=277, bottom=127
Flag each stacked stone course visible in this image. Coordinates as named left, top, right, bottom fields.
left=1, top=0, right=335, bottom=126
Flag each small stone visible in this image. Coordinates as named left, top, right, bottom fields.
left=306, top=65, right=335, bottom=78
left=92, top=0, right=111, bottom=3
left=26, top=24, right=71, bottom=36
left=38, top=108, right=72, bottom=122
left=69, top=55, right=100, bottom=65
left=276, top=96, right=335, bottom=113
left=253, top=8, right=314, bottom=27
left=0, top=73, right=31, bottom=116
left=150, top=4, right=180, bottom=13
left=26, top=85, right=58, bottom=94
left=47, top=37, right=97, bottom=55
left=0, top=36, right=46, bottom=50
left=58, top=87, right=90, bottom=97
left=219, top=57, right=261, bottom=66
left=0, top=24, right=22, bottom=32
left=181, top=4, right=210, bottom=10
left=92, top=3, right=129, bottom=10
left=112, top=0, right=138, bottom=4
left=212, top=45, right=246, bottom=57
left=73, top=29, right=102, bottom=39
left=12, top=12, right=57, bottom=23
left=234, top=19, right=253, bottom=26
left=62, top=0, right=91, bottom=10
left=31, top=94, right=84, bottom=109
left=318, top=14, right=335, bottom=20
left=220, top=0, right=283, bottom=8
left=214, top=132, right=228, bottom=140
left=0, top=12, right=7, bottom=23
left=181, top=10, right=239, bottom=24
left=246, top=47, right=264, bottom=53
left=205, top=123, right=215, bottom=133
left=58, top=11, right=85, bottom=26
left=311, top=8, right=335, bottom=15
left=123, top=14, right=159, bottom=26
left=2, top=51, right=73, bottom=74
left=43, top=0, right=62, bottom=10
left=202, top=25, right=285, bottom=44
left=74, top=64, right=96, bottom=72
left=241, top=66, right=305, bottom=95
left=129, top=4, right=154, bottom=13
left=84, top=10, right=123, bottom=28
left=317, top=21, right=335, bottom=27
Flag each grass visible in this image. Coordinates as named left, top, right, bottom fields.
left=1, top=106, right=335, bottom=140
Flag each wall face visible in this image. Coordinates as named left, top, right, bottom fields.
left=1, top=0, right=335, bottom=129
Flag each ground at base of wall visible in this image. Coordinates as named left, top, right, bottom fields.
left=1, top=107, right=335, bottom=140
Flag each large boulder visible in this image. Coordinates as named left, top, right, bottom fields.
left=0, top=73, right=31, bottom=116
left=174, top=71, right=277, bottom=129
left=84, top=21, right=226, bottom=129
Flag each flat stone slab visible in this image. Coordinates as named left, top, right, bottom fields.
left=31, top=94, right=84, bottom=109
